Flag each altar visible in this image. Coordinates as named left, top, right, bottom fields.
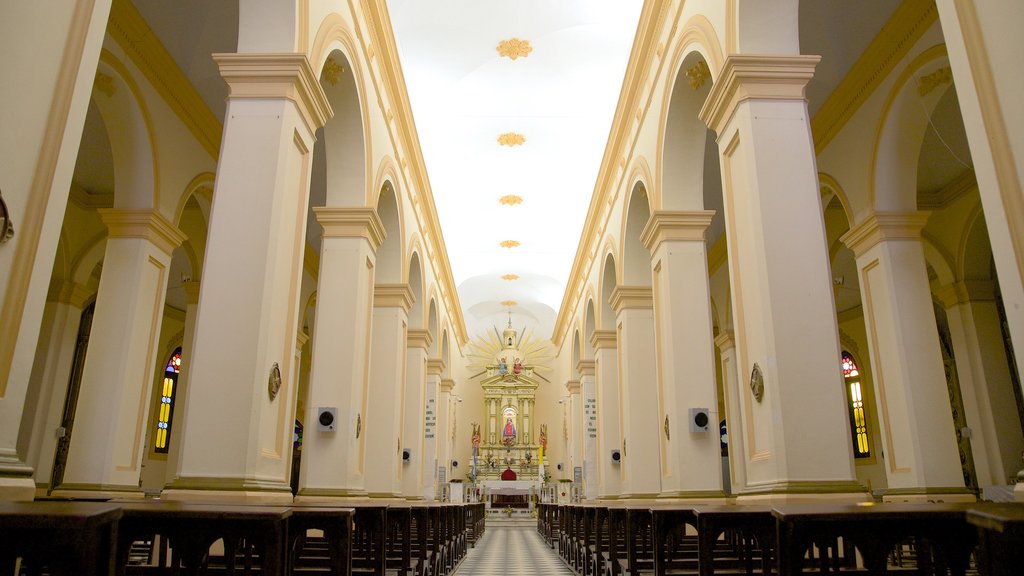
left=482, top=479, right=539, bottom=512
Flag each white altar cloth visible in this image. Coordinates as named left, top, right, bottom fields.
left=483, top=479, right=540, bottom=495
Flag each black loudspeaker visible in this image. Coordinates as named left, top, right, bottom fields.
left=556, top=463, right=563, bottom=471
left=689, top=408, right=710, bottom=432
left=610, top=449, right=621, bottom=464
left=317, top=407, right=337, bottom=432
left=451, top=460, right=459, bottom=469
left=402, top=448, right=411, bottom=462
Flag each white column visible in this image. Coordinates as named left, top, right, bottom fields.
left=164, top=280, right=201, bottom=488
left=610, top=287, right=661, bottom=498
left=297, top=208, right=383, bottom=500
left=402, top=329, right=430, bottom=499
left=715, top=331, right=744, bottom=495
left=578, top=360, right=598, bottom=500
left=0, top=0, right=112, bottom=501
left=935, top=281, right=1023, bottom=487
left=166, top=54, right=330, bottom=503
left=22, top=282, right=92, bottom=492
left=566, top=379, right=582, bottom=481
left=592, top=330, right=621, bottom=499
left=365, top=284, right=412, bottom=497
left=842, top=213, right=968, bottom=499
left=422, top=359, right=443, bottom=499
left=437, top=379, right=454, bottom=489
left=700, top=56, right=863, bottom=500
left=55, top=209, right=185, bottom=497
left=642, top=210, right=724, bottom=499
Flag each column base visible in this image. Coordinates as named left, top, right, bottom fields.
left=658, top=489, right=729, bottom=503
left=735, top=480, right=870, bottom=504
left=1014, top=481, right=1024, bottom=501
left=881, top=487, right=977, bottom=503
left=367, top=491, right=404, bottom=499
left=162, top=476, right=294, bottom=504
left=295, top=488, right=370, bottom=501
left=49, top=483, right=145, bottom=501
left=0, top=477, right=36, bottom=502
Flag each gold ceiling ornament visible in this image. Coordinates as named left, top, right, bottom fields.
left=94, top=72, right=115, bottom=97
left=499, top=195, right=523, bottom=206
left=500, top=300, right=518, bottom=307
left=499, top=240, right=520, bottom=249
left=501, top=274, right=520, bottom=281
left=686, top=60, right=711, bottom=90
left=497, top=132, right=526, bottom=147
left=322, top=57, right=344, bottom=86
left=917, top=66, right=952, bottom=96
left=497, top=38, right=533, bottom=60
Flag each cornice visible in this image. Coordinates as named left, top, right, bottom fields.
left=373, top=283, right=415, bottom=312
left=439, top=378, right=455, bottom=393
left=106, top=0, right=222, bottom=158
left=590, top=329, right=617, bottom=351
left=407, top=328, right=433, bottom=350
left=576, top=359, right=596, bottom=377
left=917, top=169, right=976, bottom=210
left=699, top=55, right=820, bottom=135
left=839, top=212, right=931, bottom=258
left=811, top=0, right=938, bottom=153
left=296, top=329, right=310, bottom=349
left=640, top=210, right=715, bottom=253
left=714, top=330, right=734, bottom=352
left=313, top=206, right=386, bottom=249
left=565, top=380, right=581, bottom=394
left=98, top=209, right=187, bottom=256
left=610, top=286, right=654, bottom=314
left=213, top=53, right=333, bottom=134
left=427, top=358, right=446, bottom=376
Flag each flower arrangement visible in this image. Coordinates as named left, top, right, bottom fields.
left=504, top=506, right=513, bottom=517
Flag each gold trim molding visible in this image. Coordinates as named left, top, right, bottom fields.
left=321, top=57, right=345, bottom=86
left=407, top=328, right=433, bottom=349
left=501, top=274, right=519, bottom=281
left=840, top=212, right=931, bottom=258
left=500, top=300, right=517, bottom=307
left=686, top=60, right=710, bottom=90
left=610, top=286, right=654, bottom=313
left=99, top=209, right=187, bottom=256
left=374, top=283, right=415, bottom=312
left=313, top=207, right=386, bottom=250
left=499, top=195, right=523, bottom=206
left=497, top=38, right=533, bottom=60
left=590, top=329, right=617, bottom=350
left=497, top=132, right=526, bottom=147
left=917, top=66, right=952, bottom=96
left=499, top=240, right=520, bottom=249
left=640, top=210, right=715, bottom=252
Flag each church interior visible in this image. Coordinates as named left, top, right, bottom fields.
left=2, top=0, right=1024, bottom=573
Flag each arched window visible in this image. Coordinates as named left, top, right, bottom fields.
left=842, top=351, right=870, bottom=459
left=154, top=347, right=182, bottom=454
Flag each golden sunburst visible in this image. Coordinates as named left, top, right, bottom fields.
left=497, top=38, right=533, bottom=60
left=499, top=195, right=523, bottom=206
left=466, top=323, right=555, bottom=377
left=499, top=240, right=520, bottom=249
left=501, top=274, right=520, bottom=281
left=497, top=132, right=525, bottom=147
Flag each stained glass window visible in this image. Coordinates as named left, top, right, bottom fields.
left=154, top=347, right=181, bottom=454
left=842, top=351, right=870, bottom=458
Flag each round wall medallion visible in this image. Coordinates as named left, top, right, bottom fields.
left=268, top=362, right=282, bottom=401
left=749, top=363, right=764, bottom=403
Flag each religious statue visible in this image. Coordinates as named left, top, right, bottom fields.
left=513, top=357, right=522, bottom=375
left=498, top=359, right=508, bottom=375
left=503, top=417, right=516, bottom=440
left=471, top=422, right=481, bottom=448
left=539, top=424, right=548, bottom=451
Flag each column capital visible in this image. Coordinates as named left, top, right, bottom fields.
left=214, top=53, right=333, bottom=133
left=610, top=286, right=653, bottom=314
left=565, top=379, right=581, bottom=394
left=591, top=329, right=617, bottom=350
left=374, top=283, right=415, bottom=312
left=48, top=280, right=93, bottom=308
left=641, top=210, right=716, bottom=253
left=98, top=209, right=187, bottom=256
left=182, top=280, right=201, bottom=305
left=935, top=280, right=996, bottom=308
left=407, top=328, right=433, bottom=350
left=439, top=378, right=455, bottom=393
left=427, top=358, right=446, bottom=376
left=840, top=211, right=931, bottom=258
left=714, top=330, right=735, bottom=352
left=313, top=207, right=386, bottom=250
left=699, top=54, right=820, bottom=134
left=576, top=358, right=596, bottom=377
left=296, top=329, right=310, bottom=350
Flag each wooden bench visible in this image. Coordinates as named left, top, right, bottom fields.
left=0, top=500, right=122, bottom=576
left=967, top=502, right=1024, bottom=576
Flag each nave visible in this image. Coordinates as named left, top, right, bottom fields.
left=455, top=519, right=573, bottom=576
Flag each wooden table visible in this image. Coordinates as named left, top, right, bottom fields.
left=115, top=501, right=291, bottom=575
left=773, top=502, right=977, bottom=576
left=0, top=501, right=122, bottom=576
left=967, top=502, right=1024, bottom=576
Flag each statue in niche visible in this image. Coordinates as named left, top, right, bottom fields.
left=498, top=359, right=508, bottom=375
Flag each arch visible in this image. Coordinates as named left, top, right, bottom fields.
left=960, top=202, right=993, bottom=282
left=626, top=156, right=656, bottom=209
left=375, top=181, right=403, bottom=283
left=95, top=51, right=159, bottom=209
left=301, top=291, right=317, bottom=336
left=819, top=172, right=854, bottom=228
left=373, top=156, right=402, bottom=209
left=314, top=46, right=368, bottom=207
left=441, top=328, right=451, bottom=378
left=921, top=233, right=957, bottom=288
left=408, top=251, right=424, bottom=329
left=733, top=0, right=800, bottom=54
left=870, top=44, right=950, bottom=212
left=427, top=297, right=439, bottom=357
left=621, top=182, right=652, bottom=286
left=599, top=253, right=618, bottom=331
left=173, top=172, right=215, bottom=226
left=572, top=330, right=582, bottom=376
left=584, top=299, right=597, bottom=359
left=69, top=233, right=108, bottom=287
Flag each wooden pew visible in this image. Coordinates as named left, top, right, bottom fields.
left=0, top=500, right=122, bottom=576
left=967, top=502, right=1024, bottom=576
left=286, top=503, right=355, bottom=576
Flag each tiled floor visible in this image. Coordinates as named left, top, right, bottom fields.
left=455, top=519, right=574, bottom=575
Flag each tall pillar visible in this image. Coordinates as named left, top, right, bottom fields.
left=297, top=208, right=383, bottom=500
left=422, top=359, right=443, bottom=499
left=842, top=213, right=968, bottom=499
left=715, top=331, right=744, bottom=495
left=365, top=284, right=412, bottom=497
left=700, top=56, right=863, bottom=500
left=164, top=280, right=201, bottom=487
left=21, top=282, right=92, bottom=493
left=0, top=0, right=112, bottom=501
left=936, top=280, right=1023, bottom=487
left=566, top=379, right=582, bottom=481
left=55, top=209, right=185, bottom=498
left=592, top=330, right=621, bottom=499
left=402, top=329, right=431, bottom=499
left=578, top=360, right=598, bottom=500
left=166, top=54, right=330, bottom=503
left=642, top=210, right=724, bottom=499
left=437, top=378, right=454, bottom=489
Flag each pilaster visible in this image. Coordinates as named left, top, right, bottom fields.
left=593, top=334, right=621, bottom=499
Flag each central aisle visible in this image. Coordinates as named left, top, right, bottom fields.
left=455, top=519, right=574, bottom=575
